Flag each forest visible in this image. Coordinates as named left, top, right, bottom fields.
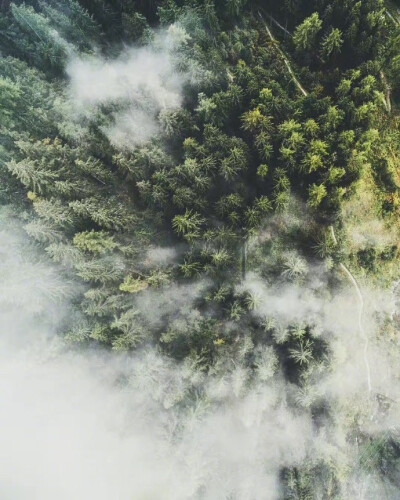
left=2, top=0, right=400, bottom=498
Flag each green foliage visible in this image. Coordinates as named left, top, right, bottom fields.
left=308, top=183, right=327, bottom=208
left=1, top=1, right=400, bottom=493
left=321, top=28, right=343, bottom=60
left=38, top=0, right=101, bottom=49
left=7, top=3, right=68, bottom=72
left=119, top=275, right=148, bottom=293
left=73, top=230, right=117, bottom=254
left=293, top=12, right=322, bottom=51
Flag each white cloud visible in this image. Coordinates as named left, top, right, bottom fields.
left=66, top=25, right=194, bottom=149
left=2, top=212, right=400, bottom=499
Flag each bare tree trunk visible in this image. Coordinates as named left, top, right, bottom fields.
left=380, top=71, right=392, bottom=114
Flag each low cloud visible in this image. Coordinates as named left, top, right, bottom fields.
left=66, top=25, right=194, bottom=149
left=0, top=217, right=312, bottom=500
left=2, top=212, right=400, bottom=499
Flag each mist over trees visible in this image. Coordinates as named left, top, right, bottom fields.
left=2, top=0, right=400, bottom=498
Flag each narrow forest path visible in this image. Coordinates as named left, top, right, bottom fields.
left=258, top=11, right=372, bottom=392
left=382, top=3, right=400, bottom=112
left=330, top=226, right=372, bottom=393
left=386, top=6, right=400, bottom=26
left=260, top=10, right=393, bottom=113
left=257, top=12, right=308, bottom=97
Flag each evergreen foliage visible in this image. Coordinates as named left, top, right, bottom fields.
left=2, top=0, right=400, bottom=495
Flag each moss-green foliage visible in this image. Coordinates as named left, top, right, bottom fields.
left=73, top=230, right=117, bottom=254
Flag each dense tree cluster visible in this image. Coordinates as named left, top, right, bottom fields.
left=2, top=0, right=400, bottom=496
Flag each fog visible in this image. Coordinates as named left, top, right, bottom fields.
left=1, top=210, right=400, bottom=499
left=0, top=216, right=309, bottom=499
left=66, top=25, right=195, bottom=149
left=2, top=12, right=400, bottom=497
